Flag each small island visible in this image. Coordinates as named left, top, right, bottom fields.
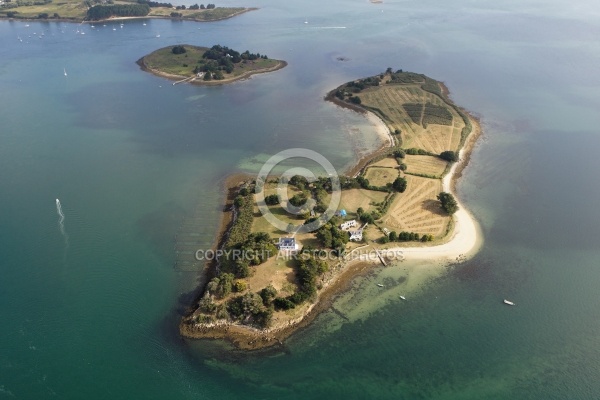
left=0, top=0, right=253, bottom=23
left=179, top=69, right=482, bottom=350
left=137, top=44, right=287, bottom=85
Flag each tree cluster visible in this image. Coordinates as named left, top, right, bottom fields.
left=390, top=231, right=433, bottom=242
left=86, top=4, right=150, bottom=20
left=392, top=177, right=407, bottom=193
left=405, top=148, right=434, bottom=156
left=439, top=150, right=458, bottom=162
left=193, top=45, right=268, bottom=76
left=437, top=192, right=458, bottom=215
left=226, top=292, right=273, bottom=328
left=171, top=45, right=186, bottom=54
left=273, top=256, right=328, bottom=310
left=225, top=184, right=255, bottom=247
left=315, top=217, right=349, bottom=250
left=137, top=0, right=172, bottom=8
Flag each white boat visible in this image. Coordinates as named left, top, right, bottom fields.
left=63, top=68, right=67, bottom=76
left=377, top=284, right=384, bottom=288
left=503, top=299, right=515, bottom=306
left=400, top=296, right=406, bottom=300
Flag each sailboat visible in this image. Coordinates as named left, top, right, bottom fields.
left=63, top=68, right=67, bottom=77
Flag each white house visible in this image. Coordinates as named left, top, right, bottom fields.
left=348, top=222, right=368, bottom=242
left=277, top=237, right=298, bottom=251
left=340, top=220, right=357, bottom=231
left=349, top=230, right=363, bottom=241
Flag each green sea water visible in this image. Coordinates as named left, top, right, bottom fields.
left=1, top=0, right=600, bottom=398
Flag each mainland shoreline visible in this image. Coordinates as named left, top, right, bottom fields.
left=180, top=79, right=483, bottom=351
left=0, top=7, right=256, bottom=24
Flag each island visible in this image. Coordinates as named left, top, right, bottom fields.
left=0, top=0, right=253, bottom=23
left=179, top=69, right=482, bottom=350
left=137, top=44, right=287, bottom=85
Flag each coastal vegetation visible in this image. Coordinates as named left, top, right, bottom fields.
left=181, top=69, right=476, bottom=349
left=0, top=0, right=250, bottom=22
left=138, top=44, right=286, bottom=84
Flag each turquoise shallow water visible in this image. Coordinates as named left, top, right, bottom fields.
left=1, top=0, right=600, bottom=398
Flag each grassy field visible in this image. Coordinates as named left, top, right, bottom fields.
left=358, top=84, right=465, bottom=154
left=380, top=175, right=449, bottom=237
left=0, top=0, right=88, bottom=19
left=369, top=157, right=399, bottom=168
left=364, top=166, right=399, bottom=187
left=337, top=188, right=388, bottom=218
left=140, top=45, right=282, bottom=80
left=404, top=154, right=448, bottom=178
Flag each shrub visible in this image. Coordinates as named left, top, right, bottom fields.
left=172, top=45, right=186, bottom=54
left=437, top=192, right=458, bottom=215
left=439, top=150, right=459, bottom=162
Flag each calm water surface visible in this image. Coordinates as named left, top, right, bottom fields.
left=1, top=0, right=599, bottom=398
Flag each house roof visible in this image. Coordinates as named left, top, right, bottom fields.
left=279, top=237, right=296, bottom=246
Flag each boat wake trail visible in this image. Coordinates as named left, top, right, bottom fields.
left=56, top=198, right=69, bottom=248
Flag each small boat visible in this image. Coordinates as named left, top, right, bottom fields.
left=63, top=68, right=67, bottom=76
left=143, top=23, right=147, bottom=26
left=377, top=284, right=384, bottom=288
left=400, top=296, right=406, bottom=300
left=503, top=299, right=515, bottom=306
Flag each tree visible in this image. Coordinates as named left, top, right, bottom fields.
left=289, top=193, right=307, bottom=207
left=350, top=96, right=362, bottom=104
left=437, top=192, right=458, bottom=215
left=172, top=45, right=186, bottom=54
left=260, top=285, right=277, bottom=305
left=439, top=150, right=459, bottom=162
left=392, top=177, right=407, bottom=193
left=360, top=212, right=375, bottom=224
left=389, top=231, right=398, bottom=241
left=264, top=194, right=279, bottom=205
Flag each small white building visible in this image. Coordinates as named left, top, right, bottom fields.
left=348, top=222, right=368, bottom=242
left=340, top=220, right=357, bottom=231
left=277, top=237, right=298, bottom=251
left=349, top=230, right=363, bottom=241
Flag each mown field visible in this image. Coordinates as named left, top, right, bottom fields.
left=0, top=0, right=88, bottom=19
left=359, top=84, right=465, bottom=154
left=404, top=154, right=448, bottom=178
left=364, top=166, right=399, bottom=187
left=379, top=175, right=449, bottom=237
